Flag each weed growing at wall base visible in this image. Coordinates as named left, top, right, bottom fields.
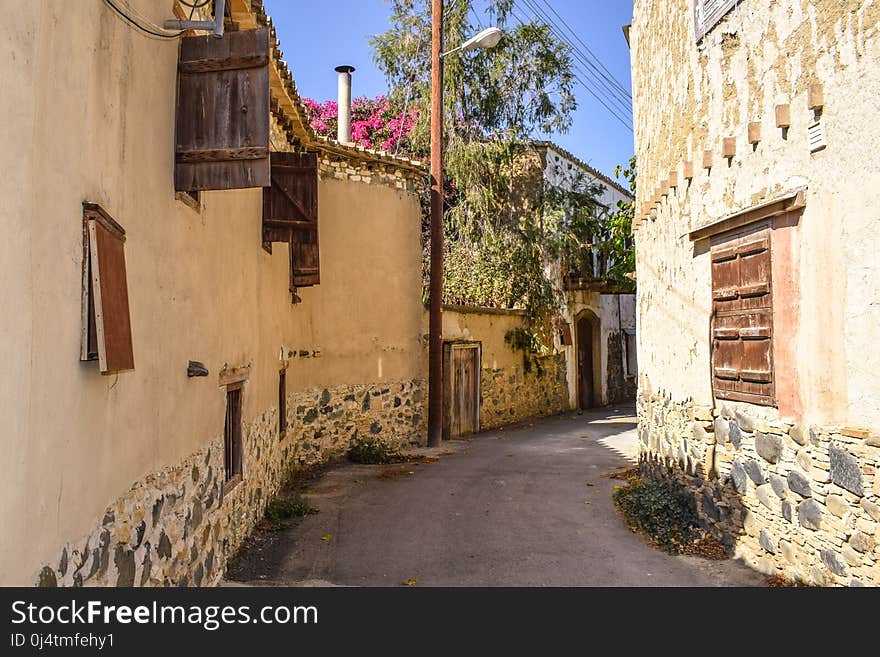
left=347, top=437, right=406, bottom=464
left=612, top=475, right=700, bottom=554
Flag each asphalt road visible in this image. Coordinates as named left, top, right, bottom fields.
left=227, top=406, right=765, bottom=587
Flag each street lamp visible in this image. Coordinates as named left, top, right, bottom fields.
left=427, top=1, right=502, bottom=447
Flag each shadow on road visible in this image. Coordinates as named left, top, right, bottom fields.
left=226, top=406, right=765, bottom=587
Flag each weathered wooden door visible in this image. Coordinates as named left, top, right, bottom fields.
left=577, top=317, right=594, bottom=409
left=443, top=343, right=481, bottom=439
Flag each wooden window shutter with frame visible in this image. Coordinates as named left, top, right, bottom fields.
left=262, top=151, right=320, bottom=288
left=81, top=203, right=135, bottom=373
left=710, top=224, right=774, bottom=406
left=174, top=28, right=271, bottom=192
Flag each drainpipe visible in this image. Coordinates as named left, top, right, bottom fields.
left=335, top=65, right=356, bottom=144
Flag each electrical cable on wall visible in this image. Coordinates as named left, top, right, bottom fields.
left=103, top=0, right=183, bottom=39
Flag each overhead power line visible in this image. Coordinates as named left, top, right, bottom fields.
left=508, top=4, right=632, bottom=132
left=535, top=0, right=632, bottom=100
left=103, top=0, right=183, bottom=39
left=517, top=0, right=632, bottom=114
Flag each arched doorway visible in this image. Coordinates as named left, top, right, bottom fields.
left=576, top=312, right=600, bottom=409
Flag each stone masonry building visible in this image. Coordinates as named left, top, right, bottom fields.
left=630, top=0, right=880, bottom=585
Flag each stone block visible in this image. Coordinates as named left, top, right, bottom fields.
left=798, top=499, right=823, bottom=530
left=825, top=494, right=849, bottom=518
left=735, top=409, right=756, bottom=433
left=850, top=531, right=875, bottom=553
left=810, top=467, right=831, bottom=484
left=693, top=406, right=714, bottom=422
left=820, top=549, right=847, bottom=577
left=829, top=443, right=864, bottom=496
left=744, top=459, right=765, bottom=485
left=780, top=540, right=795, bottom=563
left=728, top=421, right=743, bottom=448
left=757, top=484, right=781, bottom=512
left=756, top=431, right=784, bottom=463
left=787, top=470, right=812, bottom=498
left=860, top=498, right=880, bottom=522
left=759, top=529, right=776, bottom=554
left=769, top=473, right=788, bottom=498
left=730, top=460, right=748, bottom=493
left=714, top=417, right=730, bottom=444
left=782, top=500, right=793, bottom=522
left=841, top=545, right=862, bottom=568
left=790, top=425, right=808, bottom=446
left=796, top=448, right=812, bottom=472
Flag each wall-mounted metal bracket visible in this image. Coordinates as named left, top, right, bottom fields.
left=164, top=0, right=226, bottom=38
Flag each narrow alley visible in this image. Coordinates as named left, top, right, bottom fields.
left=228, top=408, right=764, bottom=587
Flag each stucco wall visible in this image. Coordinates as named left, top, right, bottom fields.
left=0, top=0, right=425, bottom=585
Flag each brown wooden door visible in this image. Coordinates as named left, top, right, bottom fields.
left=577, top=317, right=594, bottom=409
left=443, top=343, right=481, bottom=439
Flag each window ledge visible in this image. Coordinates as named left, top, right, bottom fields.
left=687, top=188, right=806, bottom=242
left=223, top=475, right=243, bottom=498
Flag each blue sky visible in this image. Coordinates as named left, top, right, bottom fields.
left=263, top=0, right=634, bottom=178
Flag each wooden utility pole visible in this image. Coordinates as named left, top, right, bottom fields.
left=427, top=0, right=444, bottom=447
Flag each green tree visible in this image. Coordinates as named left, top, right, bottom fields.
left=370, top=0, right=577, bottom=151
left=373, top=0, right=615, bottom=347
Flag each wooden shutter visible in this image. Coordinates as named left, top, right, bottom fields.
left=81, top=203, right=135, bottom=373
left=559, top=322, right=573, bottom=346
left=711, top=227, right=774, bottom=405
left=175, top=29, right=271, bottom=192
left=694, top=0, right=738, bottom=41
left=262, top=152, right=320, bottom=288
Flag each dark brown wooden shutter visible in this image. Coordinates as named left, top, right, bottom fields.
left=81, top=203, right=135, bottom=373
left=175, top=29, right=271, bottom=192
left=711, top=227, right=774, bottom=405
left=262, top=152, right=320, bottom=288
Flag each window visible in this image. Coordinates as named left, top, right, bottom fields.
left=80, top=203, right=135, bottom=373
left=710, top=223, right=774, bottom=406
left=278, top=368, right=288, bottom=438
left=694, top=0, right=739, bottom=42
left=625, top=331, right=638, bottom=377
left=224, top=386, right=243, bottom=484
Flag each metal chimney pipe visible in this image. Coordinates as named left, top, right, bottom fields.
left=335, top=65, right=355, bottom=144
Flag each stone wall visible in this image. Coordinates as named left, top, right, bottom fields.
left=637, top=385, right=880, bottom=586
left=35, top=380, right=425, bottom=587
left=605, top=331, right=629, bottom=405
left=480, top=354, right=569, bottom=430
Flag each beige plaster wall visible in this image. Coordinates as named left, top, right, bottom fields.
left=631, top=0, right=880, bottom=427
left=0, top=0, right=424, bottom=584
left=441, top=307, right=525, bottom=372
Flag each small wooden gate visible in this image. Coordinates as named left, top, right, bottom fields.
left=443, top=342, right=481, bottom=439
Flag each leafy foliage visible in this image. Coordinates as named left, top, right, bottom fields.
left=368, top=0, right=633, bottom=341
left=605, top=156, right=637, bottom=286
left=347, top=436, right=406, bottom=464
left=302, top=95, right=418, bottom=152
left=371, top=0, right=576, bottom=152
left=613, top=475, right=700, bottom=554
left=264, top=496, right=317, bottom=530
left=504, top=327, right=544, bottom=375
